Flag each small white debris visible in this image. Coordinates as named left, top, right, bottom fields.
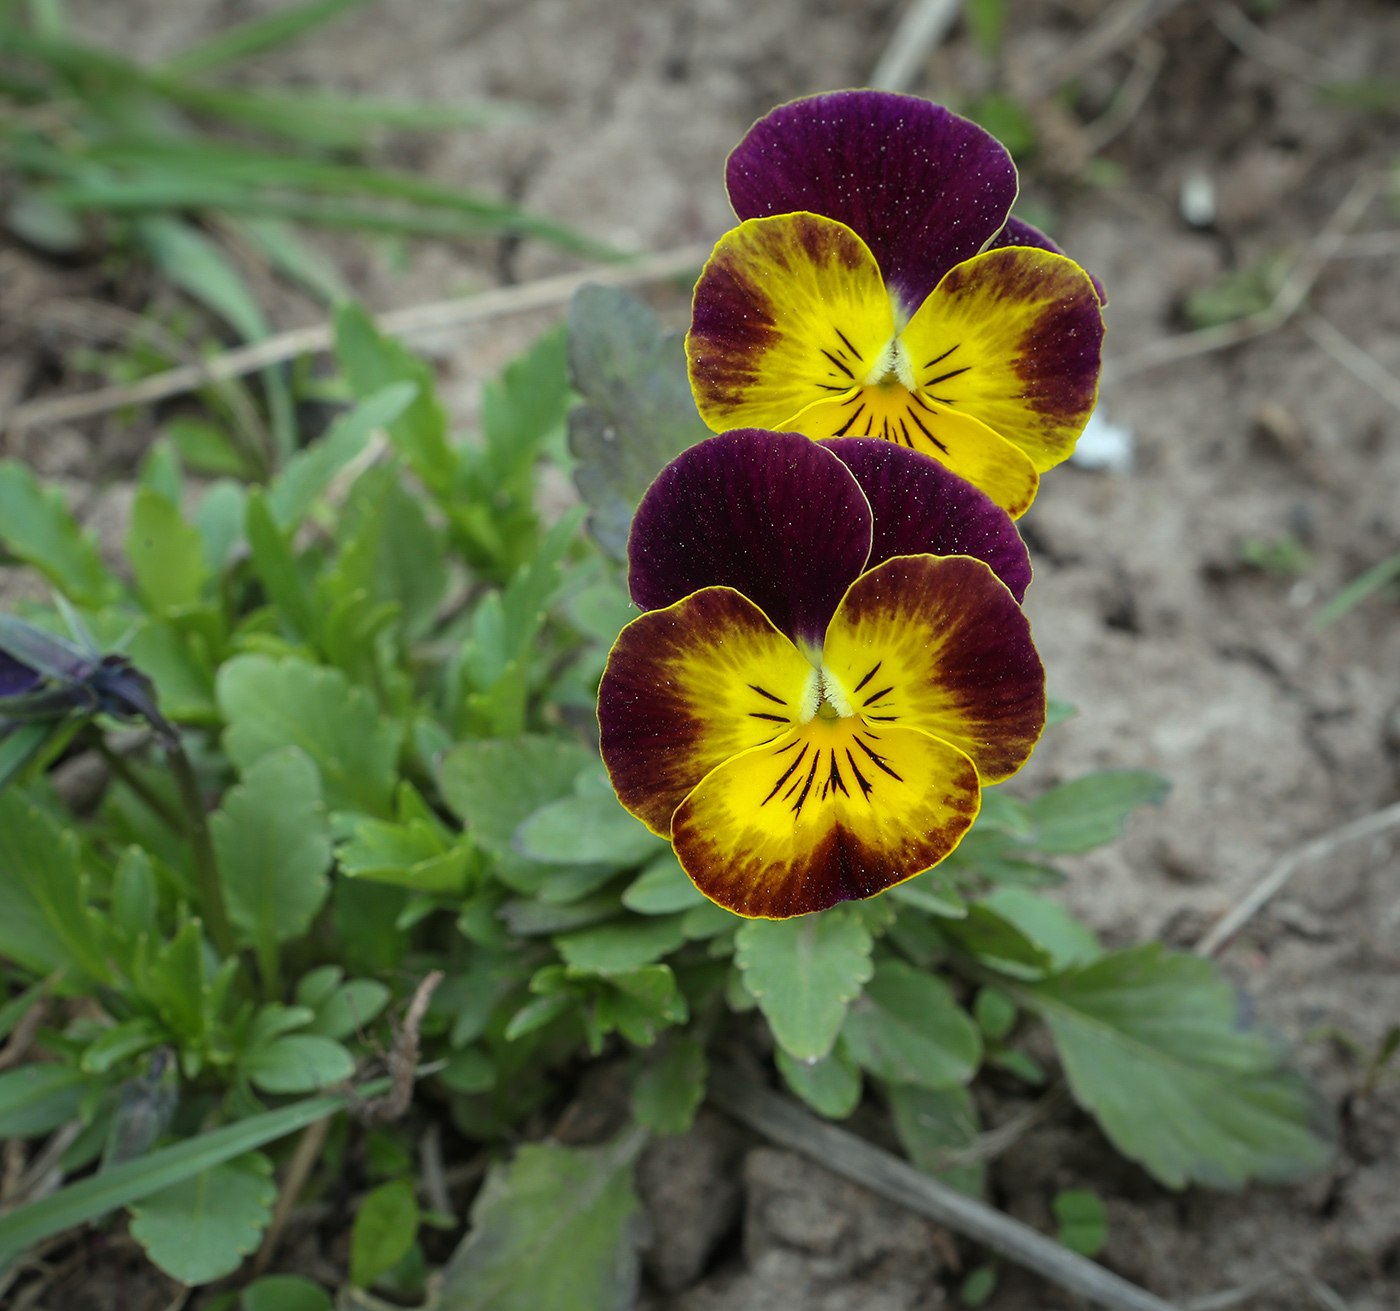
left=1179, top=170, right=1217, bottom=228
left=1069, top=408, right=1135, bottom=474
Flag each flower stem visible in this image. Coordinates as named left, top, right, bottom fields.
left=165, top=737, right=237, bottom=959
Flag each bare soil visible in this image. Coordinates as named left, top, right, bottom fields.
left=6, top=0, right=1400, bottom=1307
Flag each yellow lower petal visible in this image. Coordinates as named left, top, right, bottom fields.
left=687, top=213, right=897, bottom=433
left=822, top=555, right=1045, bottom=783
left=899, top=247, right=1103, bottom=473
left=672, top=716, right=980, bottom=919
left=599, top=587, right=817, bottom=837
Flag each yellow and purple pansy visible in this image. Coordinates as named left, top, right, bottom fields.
left=686, top=90, right=1105, bottom=519
left=598, top=429, right=1045, bottom=919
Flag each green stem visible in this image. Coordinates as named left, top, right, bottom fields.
left=166, top=738, right=237, bottom=958
left=92, top=735, right=184, bottom=832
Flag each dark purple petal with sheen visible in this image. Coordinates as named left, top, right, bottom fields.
left=726, top=90, right=1017, bottom=314
left=628, top=429, right=873, bottom=651
left=823, top=438, right=1031, bottom=602
left=0, top=650, right=41, bottom=698
left=985, top=216, right=1107, bottom=305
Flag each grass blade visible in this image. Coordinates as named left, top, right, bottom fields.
left=0, top=1092, right=349, bottom=1270
left=1311, top=549, right=1400, bottom=630
left=162, top=0, right=372, bottom=77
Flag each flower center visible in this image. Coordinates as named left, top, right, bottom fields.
left=797, top=665, right=854, bottom=724
left=862, top=335, right=916, bottom=390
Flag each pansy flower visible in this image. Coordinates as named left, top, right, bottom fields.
left=599, top=429, right=1044, bottom=919
left=687, top=91, right=1105, bottom=518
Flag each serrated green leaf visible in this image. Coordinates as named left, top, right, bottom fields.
left=887, top=1082, right=984, bottom=1196
left=267, top=382, right=417, bottom=530
left=632, top=1034, right=706, bottom=1135
left=351, top=1177, right=420, bottom=1289
left=734, top=908, right=873, bottom=1061
left=0, top=460, right=115, bottom=606
left=1015, top=943, right=1333, bottom=1188
left=775, top=1044, right=862, bottom=1120
left=622, top=852, right=706, bottom=914
left=242, top=1274, right=333, bottom=1311
left=566, top=285, right=710, bottom=559
left=841, top=958, right=982, bottom=1088
left=81, top=1017, right=165, bottom=1074
left=129, top=1153, right=276, bottom=1285
left=555, top=915, right=687, bottom=976
left=217, top=654, right=401, bottom=817
left=243, top=1034, right=355, bottom=1094
left=245, top=490, right=317, bottom=640
left=213, top=747, right=331, bottom=962
left=337, top=817, right=471, bottom=894
left=0, top=789, right=110, bottom=981
left=126, top=487, right=207, bottom=612
left=480, top=322, right=569, bottom=481
left=516, top=793, right=667, bottom=868
left=1028, top=771, right=1170, bottom=854
left=438, top=1127, right=646, bottom=1311
left=1053, top=1188, right=1107, bottom=1256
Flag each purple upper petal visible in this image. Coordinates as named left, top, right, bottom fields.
left=822, top=438, right=1031, bottom=603
left=0, top=650, right=41, bottom=699
left=628, top=429, right=873, bottom=652
left=726, top=91, right=1017, bottom=315
left=986, top=215, right=1107, bottom=306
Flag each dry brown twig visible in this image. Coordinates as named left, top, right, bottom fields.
left=1195, top=799, right=1400, bottom=957
left=0, top=995, right=48, bottom=1074
left=357, top=969, right=445, bottom=1125
left=1300, top=314, right=1400, bottom=417
left=2, top=245, right=710, bottom=434
left=251, top=1113, right=334, bottom=1276
left=709, top=1064, right=1183, bottom=1311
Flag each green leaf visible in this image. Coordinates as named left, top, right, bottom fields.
left=0, top=789, right=109, bottom=981
left=129, top=1153, right=276, bottom=1285
left=887, top=1083, right=984, bottom=1196
left=973, top=987, right=1017, bottom=1040
left=163, top=0, right=372, bottom=75
left=242, top=1274, right=333, bottom=1311
left=566, top=285, right=710, bottom=558
left=126, top=487, right=208, bottom=612
left=960, top=1264, right=997, bottom=1306
left=1027, top=771, right=1170, bottom=854
left=136, top=215, right=269, bottom=343
left=0, top=460, right=115, bottom=606
left=351, top=1178, right=420, bottom=1289
left=479, top=322, right=570, bottom=481
left=887, top=868, right=966, bottom=917
left=213, top=747, right=331, bottom=963
left=622, top=852, right=706, bottom=914
left=775, top=1044, right=862, bottom=1120
left=1053, top=1188, right=1108, bottom=1256
left=632, top=1034, right=706, bottom=1135
left=334, top=302, right=456, bottom=497
left=965, top=0, right=1005, bottom=53
left=438, top=1127, right=646, bottom=1311
left=267, top=382, right=417, bottom=530
left=244, top=1035, right=356, bottom=1094
left=0, top=1063, right=87, bottom=1136
left=302, top=979, right=390, bottom=1040
left=734, top=908, right=874, bottom=1061
left=978, top=887, right=1101, bottom=972
left=195, top=480, right=249, bottom=572
left=245, top=490, right=317, bottom=640
left=1015, top=944, right=1333, bottom=1188
left=338, top=818, right=472, bottom=894
left=940, top=903, right=1053, bottom=980
left=555, top=915, right=687, bottom=976
left=841, top=958, right=982, bottom=1088
left=516, top=793, right=668, bottom=868
left=217, top=654, right=402, bottom=817
left=0, top=1090, right=348, bottom=1269
left=236, top=217, right=353, bottom=306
